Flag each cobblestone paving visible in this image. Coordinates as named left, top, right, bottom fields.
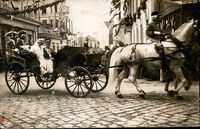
left=0, top=73, right=199, bottom=128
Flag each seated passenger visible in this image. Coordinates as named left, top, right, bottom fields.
left=5, top=31, right=18, bottom=52
left=30, top=38, right=53, bottom=74
left=42, top=38, right=56, bottom=74
left=16, top=30, right=26, bottom=47
left=43, top=38, right=56, bottom=59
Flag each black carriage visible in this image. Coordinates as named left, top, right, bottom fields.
left=5, top=34, right=108, bottom=98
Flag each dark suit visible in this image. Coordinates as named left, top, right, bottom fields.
left=43, top=48, right=56, bottom=59
left=146, top=21, right=165, bottom=41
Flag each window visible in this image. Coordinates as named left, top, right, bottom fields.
left=57, top=43, right=59, bottom=51
left=56, top=19, right=59, bottom=28
left=52, top=43, right=55, bottom=51
left=50, top=7, right=52, bottom=14
left=34, top=5, right=37, bottom=13
left=42, top=8, right=46, bottom=14
left=50, top=19, right=53, bottom=27
left=42, top=20, right=47, bottom=25
left=28, top=35, right=32, bottom=45
left=55, top=5, right=57, bottom=13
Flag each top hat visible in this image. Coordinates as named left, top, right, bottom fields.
left=151, top=11, right=160, bottom=16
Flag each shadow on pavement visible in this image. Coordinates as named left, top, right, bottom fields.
left=4, top=89, right=105, bottom=99
left=121, top=91, right=199, bottom=102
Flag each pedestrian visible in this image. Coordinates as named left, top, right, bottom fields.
left=146, top=11, right=166, bottom=43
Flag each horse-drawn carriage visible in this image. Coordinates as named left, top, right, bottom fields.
left=5, top=19, right=198, bottom=99
left=5, top=33, right=108, bottom=98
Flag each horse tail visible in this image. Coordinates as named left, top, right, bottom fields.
left=108, top=47, right=123, bottom=87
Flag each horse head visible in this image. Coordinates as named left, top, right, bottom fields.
left=173, top=19, right=198, bottom=44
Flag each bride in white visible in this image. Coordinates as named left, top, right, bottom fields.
left=30, top=38, right=53, bottom=74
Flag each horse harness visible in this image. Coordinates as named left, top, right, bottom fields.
left=107, top=40, right=186, bottom=73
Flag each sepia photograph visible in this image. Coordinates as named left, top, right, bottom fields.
left=0, top=0, right=199, bottom=128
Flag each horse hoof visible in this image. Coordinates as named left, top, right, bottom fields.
left=177, top=95, right=184, bottom=100
left=168, top=90, right=174, bottom=96
left=117, top=94, right=123, bottom=98
left=140, top=94, right=146, bottom=99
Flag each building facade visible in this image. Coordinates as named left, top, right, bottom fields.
left=12, top=0, right=74, bottom=52
left=109, top=0, right=199, bottom=45
left=109, top=0, right=159, bottom=45
left=108, top=0, right=199, bottom=80
left=0, top=5, right=40, bottom=71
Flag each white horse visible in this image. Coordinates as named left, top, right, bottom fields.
left=108, top=19, right=198, bottom=99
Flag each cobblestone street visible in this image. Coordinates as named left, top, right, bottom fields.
left=0, top=72, right=199, bottom=128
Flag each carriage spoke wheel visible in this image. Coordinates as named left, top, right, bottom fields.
left=65, top=66, right=93, bottom=98
left=91, top=69, right=108, bottom=92
left=5, top=62, right=30, bottom=94
left=35, top=74, right=55, bottom=89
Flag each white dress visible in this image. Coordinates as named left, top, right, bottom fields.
left=30, top=39, right=53, bottom=74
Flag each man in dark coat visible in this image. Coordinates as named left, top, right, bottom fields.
left=43, top=38, right=56, bottom=60
left=16, top=30, right=26, bottom=47
left=146, top=11, right=165, bottom=42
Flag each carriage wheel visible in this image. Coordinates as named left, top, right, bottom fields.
left=5, top=62, right=30, bottom=94
left=65, top=66, right=93, bottom=98
left=91, top=68, right=108, bottom=92
left=35, top=74, right=55, bottom=89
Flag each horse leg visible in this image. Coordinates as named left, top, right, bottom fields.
left=115, top=69, right=128, bottom=98
left=172, top=68, right=188, bottom=99
left=164, top=80, right=170, bottom=93
left=184, top=80, right=192, bottom=91
left=128, top=65, right=146, bottom=98
left=168, top=77, right=179, bottom=96
left=164, top=74, right=170, bottom=93
left=181, top=66, right=193, bottom=91
left=164, top=69, right=174, bottom=94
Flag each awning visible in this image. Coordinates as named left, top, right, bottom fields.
left=38, top=33, right=62, bottom=40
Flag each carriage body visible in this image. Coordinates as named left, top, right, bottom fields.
left=85, top=53, right=104, bottom=68
left=5, top=46, right=41, bottom=94
left=6, top=47, right=39, bottom=72
left=5, top=30, right=99, bottom=97
left=5, top=45, right=97, bottom=97
left=54, top=46, right=108, bottom=92
left=82, top=53, right=108, bottom=92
